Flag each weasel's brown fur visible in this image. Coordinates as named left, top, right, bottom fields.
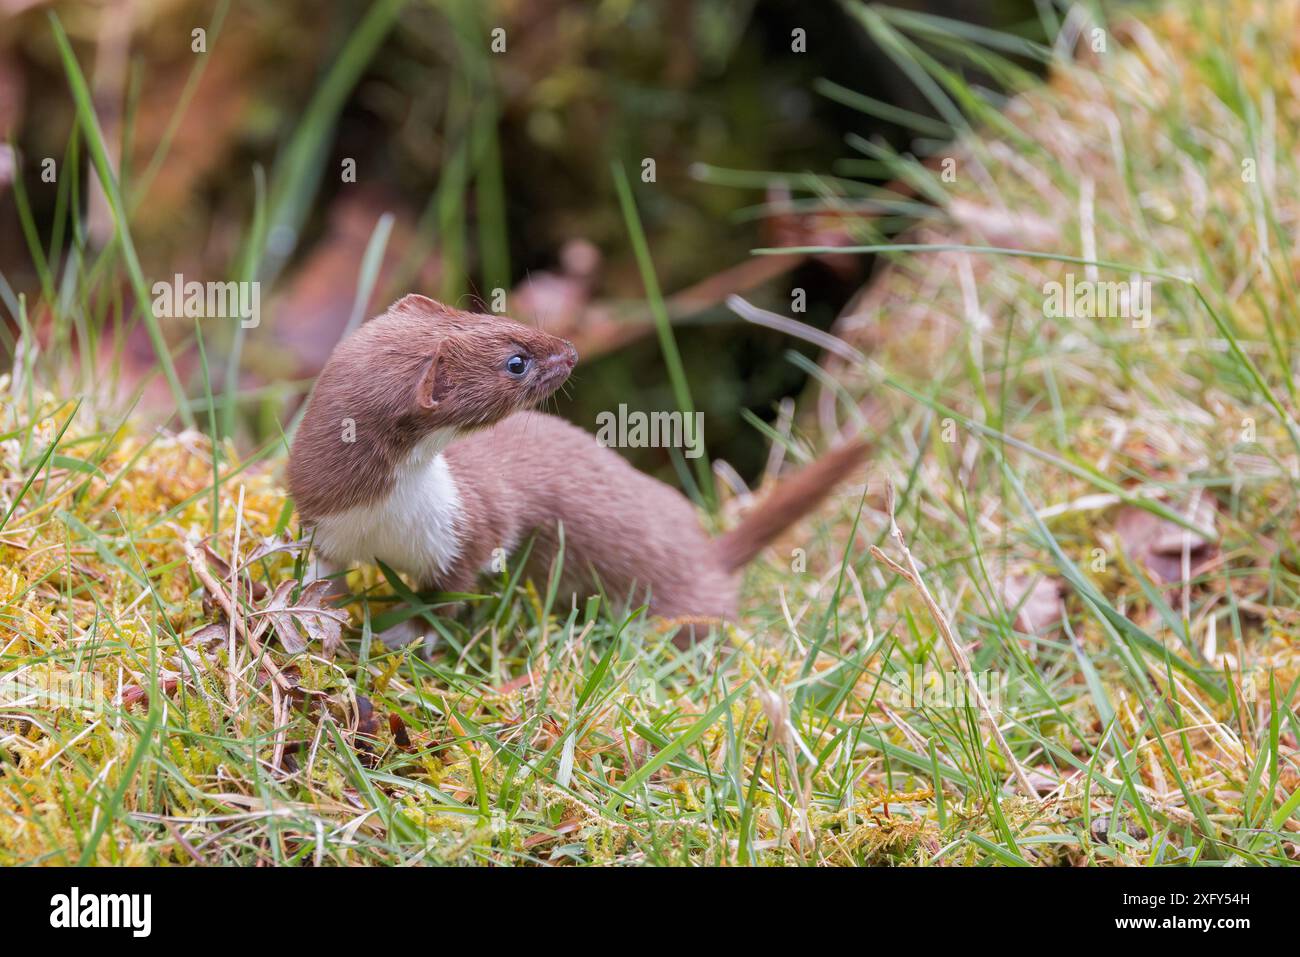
left=288, top=295, right=865, bottom=632
left=712, top=436, right=869, bottom=572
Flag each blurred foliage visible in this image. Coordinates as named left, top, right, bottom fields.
left=0, top=0, right=1038, bottom=481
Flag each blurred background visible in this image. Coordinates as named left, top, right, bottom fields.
left=0, top=0, right=1044, bottom=485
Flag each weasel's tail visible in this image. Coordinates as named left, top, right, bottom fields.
left=712, top=438, right=869, bottom=572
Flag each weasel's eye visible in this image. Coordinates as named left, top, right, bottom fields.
left=505, top=354, right=531, bottom=377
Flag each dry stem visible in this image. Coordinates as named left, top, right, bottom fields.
left=869, top=483, right=1037, bottom=797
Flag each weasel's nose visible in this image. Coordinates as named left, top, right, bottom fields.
left=539, top=343, right=577, bottom=380
left=551, top=341, right=577, bottom=370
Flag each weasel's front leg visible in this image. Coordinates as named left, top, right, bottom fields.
left=375, top=567, right=480, bottom=659
left=304, top=555, right=440, bottom=657
left=305, top=554, right=350, bottom=600
left=373, top=617, right=437, bottom=657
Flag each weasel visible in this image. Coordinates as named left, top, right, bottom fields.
left=288, top=294, right=866, bottom=635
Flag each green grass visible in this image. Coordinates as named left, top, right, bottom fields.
left=2, top=0, right=1300, bottom=865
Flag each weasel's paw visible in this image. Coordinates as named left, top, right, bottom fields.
left=377, top=618, right=438, bottom=659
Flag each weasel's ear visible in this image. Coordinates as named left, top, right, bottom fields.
left=391, top=293, right=482, bottom=332
left=416, top=346, right=450, bottom=410
left=392, top=293, right=449, bottom=320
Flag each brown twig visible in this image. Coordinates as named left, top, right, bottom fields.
left=184, top=538, right=292, bottom=693
left=183, top=531, right=293, bottom=772
left=227, top=485, right=244, bottom=711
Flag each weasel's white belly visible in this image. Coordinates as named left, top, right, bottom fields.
left=310, top=445, right=464, bottom=582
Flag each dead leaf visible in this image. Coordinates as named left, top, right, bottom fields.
left=294, top=580, right=347, bottom=656
left=190, top=622, right=228, bottom=648
left=1115, top=498, right=1218, bottom=584
left=1027, top=767, right=1062, bottom=795
left=259, top=579, right=347, bottom=655
left=261, top=581, right=306, bottom=653
left=200, top=542, right=269, bottom=601
left=355, top=696, right=379, bottom=737
left=1090, top=813, right=1148, bottom=844
left=521, top=818, right=582, bottom=850
left=1001, top=572, right=1065, bottom=634
left=389, top=712, right=413, bottom=751
left=120, top=675, right=179, bottom=710
left=242, top=537, right=309, bottom=565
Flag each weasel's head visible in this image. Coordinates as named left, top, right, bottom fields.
left=407, top=296, right=577, bottom=429
left=290, top=295, right=577, bottom=520
left=335, top=294, right=578, bottom=433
